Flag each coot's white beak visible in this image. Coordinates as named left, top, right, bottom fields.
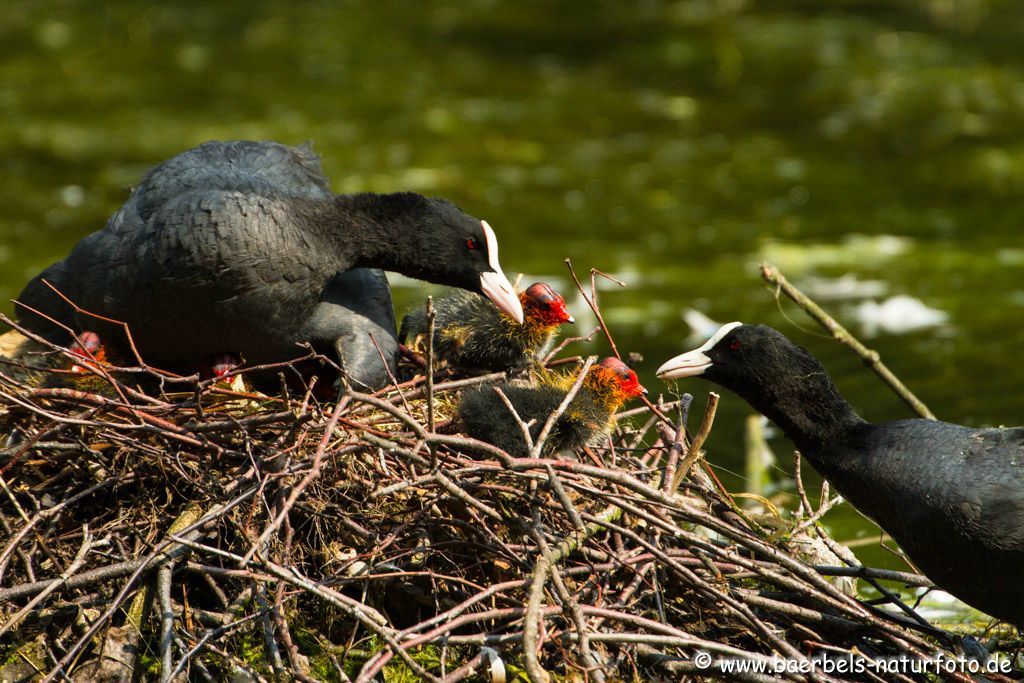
left=656, top=321, right=743, bottom=380
left=656, top=349, right=712, bottom=380
left=479, top=220, right=524, bottom=324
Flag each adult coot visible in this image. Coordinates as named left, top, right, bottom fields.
left=14, top=140, right=523, bottom=388
left=656, top=322, right=1024, bottom=625
left=459, top=357, right=646, bottom=456
left=400, top=282, right=574, bottom=371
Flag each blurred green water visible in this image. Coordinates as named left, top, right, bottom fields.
left=2, top=1, right=1023, bottom=608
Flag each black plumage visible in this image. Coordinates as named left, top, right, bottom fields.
left=657, top=323, right=1024, bottom=624
left=15, top=140, right=522, bottom=389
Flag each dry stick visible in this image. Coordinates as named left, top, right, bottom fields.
left=157, top=561, right=176, bottom=683
left=579, top=511, right=807, bottom=664
left=815, top=565, right=932, bottom=587
left=157, top=505, right=205, bottom=683
left=537, top=533, right=607, bottom=683
left=530, top=356, right=597, bottom=457
left=790, top=492, right=844, bottom=538
left=542, top=326, right=600, bottom=365
left=0, top=525, right=91, bottom=637
left=670, top=392, right=719, bottom=495
left=439, top=653, right=485, bottom=683
left=433, top=471, right=503, bottom=521
left=395, top=606, right=796, bottom=680
left=545, top=465, right=586, bottom=533
left=425, top=295, right=438, bottom=469
left=615, top=397, right=687, bottom=421
left=350, top=390, right=427, bottom=438
left=241, top=394, right=351, bottom=564
left=169, top=632, right=215, bottom=683
left=565, top=259, right=622, bottom=360
left=407, top=603, right=799, bottom=680
left=394, top=369, right=506, bottom=402
left=39, top=493, right=257, bottom=683
left=168, top=535, right=435, bottom=683
left=360, top=606, right=566, bottom=682
left=514, top=457, right=881, bottom=621
left=564, top=259, right=672, bottom=427
left=0, top=475, right=122, bottom=589
left=493, top=386, right=536, bottom=451
left=255, top=586, right=285, bottom=679
left=760, top=262, right=936, bottom=420
left=520, top=496, right=621, bottom=678
left=366, top=332, right=414, bottom=417
left=522, top=533, right=553, bottom=683
left=394, top=560, right=645, bottom=644
left=0, top=474, right=67, bottom=578
left=166, top=612, right=265, bottom=682
left=658, top=421, right=685, bottom=495
left=360, top=432, right=433, bottom=470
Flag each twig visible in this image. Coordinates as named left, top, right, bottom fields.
left=670, top=392, right=718, bottom=495
left=565, top=258, right=621, bottom=360
left=545, top=465, right=586, bottom=533
left=522, top=526, right=553, bottom=683
left=540, top=534, right=607, bottom=683
left=0, top=525, right=91, bottom=637
left=493, top=386, right=536, bottom=452
left=760, top=263, right=936, bottom=419
left=530, top=356, right=596, bottom=457
left=814, top=565, right=932, bottom=587
left=242, top=394, right=350, bottom=564
left=426, top=296, right=437, bottom=469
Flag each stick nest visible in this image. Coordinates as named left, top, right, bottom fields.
left=0, top=334, right=1017, bottom=683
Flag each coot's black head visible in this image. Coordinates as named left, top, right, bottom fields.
left=655, top=322, right=798, bottom=388
left=656, top=322, right=861, bottom=445
left=389, top=194, right=523, bottom=324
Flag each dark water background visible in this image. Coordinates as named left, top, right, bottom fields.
left=4, top=0, right=1024, bottom=617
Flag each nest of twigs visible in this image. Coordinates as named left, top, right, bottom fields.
left=0, top=323, right=1019, bottom=683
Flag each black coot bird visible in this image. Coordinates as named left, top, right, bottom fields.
left=656, top=322, right=1024, bottom=625
left=459, top=357, right=646, bottom=456
left=14, top=140, right=523, bottom=389
left=399, top=282, right=574, bottom=371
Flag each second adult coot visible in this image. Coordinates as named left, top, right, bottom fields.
left=657, top=322, right=1024, bottom=625
left=15, top=140, right=523, bottom=389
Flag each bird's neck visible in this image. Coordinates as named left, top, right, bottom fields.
left=314, top=193, right=433, bottom=275
left=582, top=367, right=631, bottom=413
left=514, top=303, right=558, bottom=345
left=726, top=366, right=867, bottom=459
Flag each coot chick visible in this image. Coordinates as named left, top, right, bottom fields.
left=67, top=331, right=106, bottom=375
left=0, top=331, right=111, bottom=392
left=459, top=357, right=646, bottom=457
left=400, top=282, right=574, bottom=371
left=656, top=322, right=1024, bottom=625
left=15, top=141, right=523, bottom=387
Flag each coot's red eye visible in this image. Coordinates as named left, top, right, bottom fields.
left=729, top=340, right=741, bottom=351
left=466, top=237, right=478, bottom=250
